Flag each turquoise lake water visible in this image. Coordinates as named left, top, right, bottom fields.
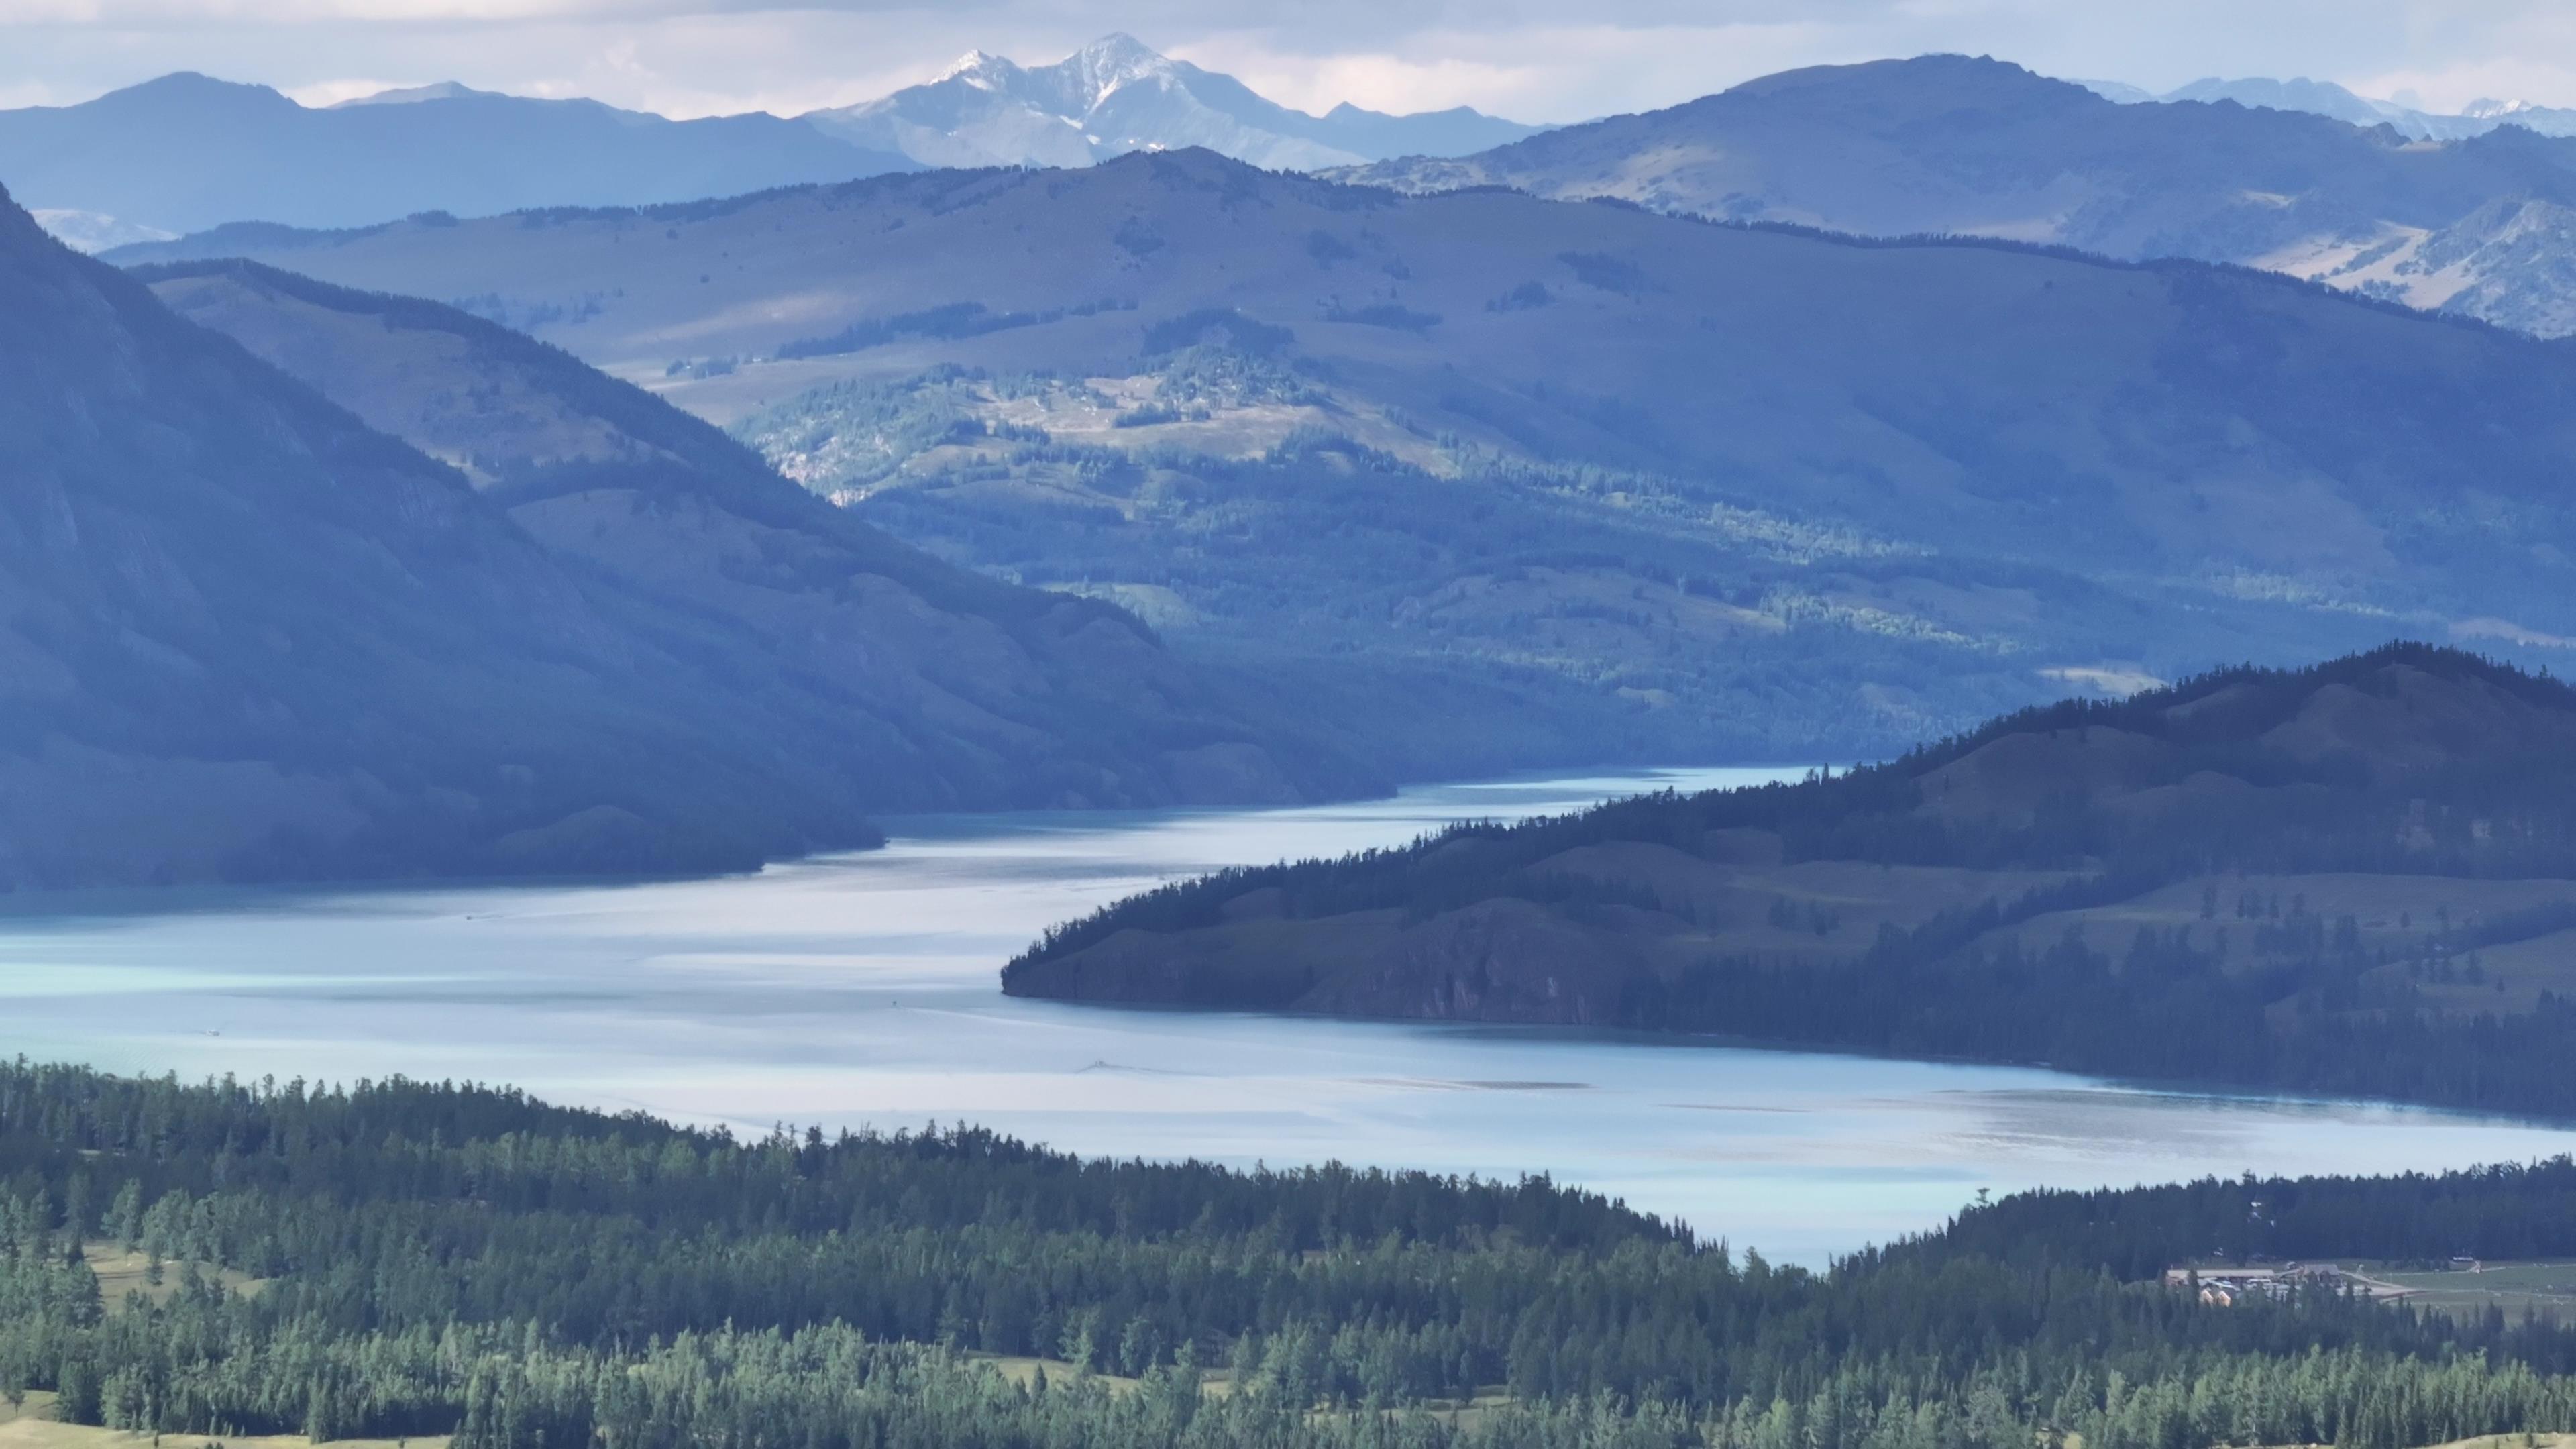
left=3, top=765, right=2567, bottom=1264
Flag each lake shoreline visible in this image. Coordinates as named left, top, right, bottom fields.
left=1022, top=991, right=2576, bottom=1134
left=3, top=762, right=2569, bottom=1266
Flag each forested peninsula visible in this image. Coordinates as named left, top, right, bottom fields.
left=9, top=1064, right=2576, bottom=1449
left=1007, top=644, right=2576, bottom=1118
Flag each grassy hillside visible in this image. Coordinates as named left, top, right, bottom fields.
left=107, top=151, right=2576, bottom=764
left=1331, top=55, right=2576, bottom=337
left=1006, top=644, right=2576, bottom=1118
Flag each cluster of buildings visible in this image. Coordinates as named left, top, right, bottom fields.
left=2161, top=1263, right=2371, bottom=1307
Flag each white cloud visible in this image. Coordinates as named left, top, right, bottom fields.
left=280, top=76, right=415, bottom=105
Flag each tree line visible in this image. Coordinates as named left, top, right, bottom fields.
left=4, top=1062, right=2575, bottom=1448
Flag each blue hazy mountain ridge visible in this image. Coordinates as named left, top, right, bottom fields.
left=0, top=189, right=1370, bottom=890
left=2159, top=77, right=2430, bottom=131
left=7, top=37, right=1531, bottom=245
left=1330, top=54, right=2576, bottom=337
left=106, top=149, right=2576, bottom=765
left=801, top=33, right=1541, bottom=172
left=2101, top=76, right=2576, bottom=142
left=0, top=71, right=917, bottom=238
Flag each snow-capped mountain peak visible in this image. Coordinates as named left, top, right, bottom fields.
left=936, top=50, right=1020, bottom=91
left=1053, top=33, right=1175, bottom=110
left=800, top=33, right=1540, bottom=174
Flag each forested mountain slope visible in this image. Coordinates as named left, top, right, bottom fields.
left=6, top=1062, right=2576, bottom=1449
left=1333, top=55, right=2576, bottom=337
left=105, top=152, right=2576, bottom=763
left=0, top=187, right=1357, bottom=890
left=1007, top=645, right=2576, bottom=1118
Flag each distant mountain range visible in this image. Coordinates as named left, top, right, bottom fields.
left=106, top=150, right=2576, bottom=763
left=0, top=180, right=1367, bottom=889
left=0, top=72, right=916, bottom=241
left=4, top=36, right=1531, bottom=245
left=1331, top=54, right=2576, bottom=337
left=2082, top=74, right=2576, bottom=142
left=804, top=33, right=1540, bottom=172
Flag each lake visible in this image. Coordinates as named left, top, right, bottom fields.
left=3, top=765, right=2569, bottom=1265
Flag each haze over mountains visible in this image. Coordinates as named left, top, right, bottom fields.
left=2082, top=74, right=2576, bottom=141
left=4, top=36, right=1528, bottom=248
left=0, top=182, right=1366, bottom=888
left=110, top=148, right=2576, bottom=765
left=1336, top=55, right=2576, bottom=337
left=56, top=43, right=2576, bottom=337
left=0, top=72, right=916, bottom=242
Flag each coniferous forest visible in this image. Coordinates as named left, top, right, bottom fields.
left=1005, top=647, right=2576, bottom=1120
left=5, top=1062, right=2576, bottom=1449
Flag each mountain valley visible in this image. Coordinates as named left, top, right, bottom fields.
left=19, top=14, right=2576, bottom=1449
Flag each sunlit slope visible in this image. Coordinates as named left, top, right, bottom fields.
left=108, top=149, right=2576, bottom=641
left=1332, top=56, right=2576, bottom=336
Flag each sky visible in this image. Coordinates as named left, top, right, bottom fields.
left=5, top=0, right=2576, bottom=123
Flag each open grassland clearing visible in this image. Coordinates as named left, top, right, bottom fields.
left=1974, top=872, right=2576, bottom=1006
left=83, top=1242, right=267, bottom=1308
left=0, top=1397, right=444, bottom=1449
left=2371, top=1263, right=2576, bottom=1322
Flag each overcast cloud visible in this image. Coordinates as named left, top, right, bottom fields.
left=3, top=0, right=2574, bottom=124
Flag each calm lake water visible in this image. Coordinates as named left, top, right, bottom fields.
left=3, top=765, right=2570, bottom=1265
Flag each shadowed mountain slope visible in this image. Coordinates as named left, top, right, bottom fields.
left=1006, top=644, right=2576, bottom=1118
left=0, top=185, right=873, bottom=885
left=1332, top=55, right=2576, bottom=336
left=129, top=257, right=1375, bottom=818
left=0, top=190, right=1364, bottom=890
